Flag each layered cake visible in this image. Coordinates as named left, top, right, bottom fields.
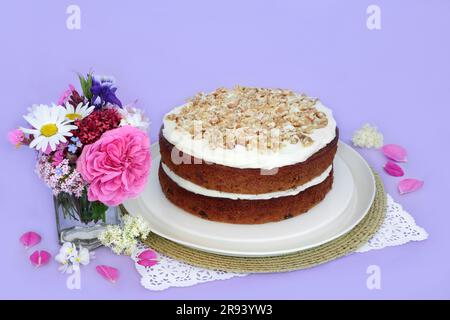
left=159, top=86, right=338, bottom=224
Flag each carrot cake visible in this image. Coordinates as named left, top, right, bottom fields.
left=158, top=86, right=338, bottom=224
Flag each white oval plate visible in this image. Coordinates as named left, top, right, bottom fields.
left=123, top=141, right=375, bottom=257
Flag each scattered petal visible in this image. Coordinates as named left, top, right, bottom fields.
left=20, top=231, right=41, bottom=249
left=137, top=259, right=158, bottom=267
left=398, top=178, right=424, bottom=194
left=137, top=249, right=157, bottom=261
left=381, top=144, right=407, bottom=162
left=29, top=250, right=51, bottom=268
left=136, top=249, right=158, bottom=267
left=383, top=161, right=404, bottom=177
left=96, top=265, right=119, bottom=283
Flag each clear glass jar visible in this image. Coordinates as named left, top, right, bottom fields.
left=53, top=192, right=121, bottom=250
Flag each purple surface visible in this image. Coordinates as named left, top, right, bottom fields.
left=0, top=0, right=448, bottom=299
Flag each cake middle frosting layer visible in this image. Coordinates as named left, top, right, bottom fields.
left=161, top=162, right=333, bottom=200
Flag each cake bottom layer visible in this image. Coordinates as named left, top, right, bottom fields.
left=159, top=163, right=334, bottom=224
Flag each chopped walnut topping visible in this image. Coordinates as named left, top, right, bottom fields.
left=166, top=86, right=328, bottom=151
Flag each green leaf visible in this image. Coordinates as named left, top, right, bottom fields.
left=78, top=73, right=87, bottom=94
left=85, top=72, right=93, bottom=99
left=91, top=201, right=108, bottom=223
left=77, top=72, right=93, bottom=100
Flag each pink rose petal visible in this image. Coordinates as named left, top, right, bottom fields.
left=398, top=178, right=424, bottom=195
left=381, top=144, right=407, bottom=162
left=19, top=231, right=41, bottom=249
left=137, top=259, right=158, bottom=267
left=383, top=161, right=404, bottom=177
left=136, top=249, right=158, bottom=267
left=137, top=249, right=158, bottom=261
left=96, top=265, right=119, bottom=283
left=29, top=250, right=51, bottom=268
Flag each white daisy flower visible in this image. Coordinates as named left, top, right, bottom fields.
left=118, top=105, right=150, bottom=131
left=63, top=102, right=95, bottom=121
left=21, top=104, right=78, bottom=152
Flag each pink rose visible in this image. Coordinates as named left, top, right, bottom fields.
left=77, top=126, right=151, bottom=206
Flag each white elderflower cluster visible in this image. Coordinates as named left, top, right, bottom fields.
left=352, top=123, right=384, bottom=148
left=122, top=215, right=151, bottom=239
left=99, top=215, right=151, bottom=256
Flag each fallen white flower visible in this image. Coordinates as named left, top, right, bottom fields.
left=352, top=123, right=384, bottom=148
left=55, top=242, right=94, bottom=274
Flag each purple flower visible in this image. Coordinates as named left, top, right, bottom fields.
left=91, top=75, right=122, bottom=108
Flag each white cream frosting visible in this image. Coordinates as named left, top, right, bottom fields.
left=162, top=100, right=337, bottom=170
left=162, top=163, right=332, bottom=200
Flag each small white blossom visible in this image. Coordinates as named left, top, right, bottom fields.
left=352, top=123, right=384, bottom=148
left=57, top=242, right=78, bottom=260
left=55, top=242, right=93, bottom=274
left=70, top=245, right=93, bottom=266
left=55, top=249, right=72, bottom=273
left=118, top=105, right=150, bottom=131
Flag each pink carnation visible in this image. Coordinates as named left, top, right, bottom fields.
left=77, top=126, right=151, bottom=206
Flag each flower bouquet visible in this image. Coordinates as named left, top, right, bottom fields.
left=9, top=73, right=151, bottom=249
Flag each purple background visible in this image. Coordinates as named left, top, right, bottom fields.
left=0, top=0, right=448, bottom=299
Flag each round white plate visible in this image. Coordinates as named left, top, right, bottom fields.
left=123, top=141, right=375, bottom=257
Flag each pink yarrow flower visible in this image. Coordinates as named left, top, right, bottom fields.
left=36, top=156, right=85, bottom=197
left=52, top=149, right=65, bottom=166
left=77, top=126, right=151, bottom=206
left=51, top=142, right=68, bottom=166
left=57, top=84, right=76, bottom=105
left=8, top=129, right=24, bottom=147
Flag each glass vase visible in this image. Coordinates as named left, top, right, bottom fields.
left=53, top=191, right=121, bottom=250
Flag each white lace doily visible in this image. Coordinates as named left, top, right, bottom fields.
left=131, top=243, right=246, bottom=291
left=131, top=193, right=428, bottom=291
left=355, top=194, right=428, bottom=253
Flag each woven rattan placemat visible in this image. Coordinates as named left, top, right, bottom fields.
left=123, top=171, right=385, bottom=273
